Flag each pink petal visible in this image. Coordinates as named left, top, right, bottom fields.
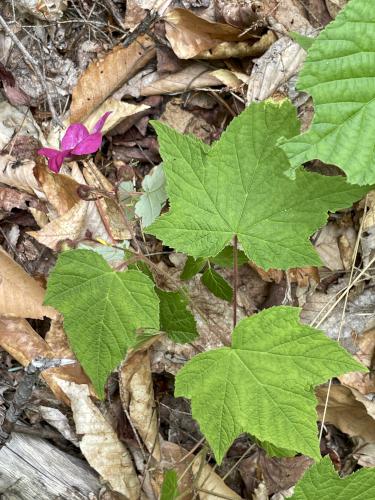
left=91, top=111, right=112, bottom=133
left=61, top=123, right=89, bottom=150
left=71, top=132, right=102, bottom=155
left=48, top=150, right=71, bottom=173
left=38, top=147, right=60, bottom=159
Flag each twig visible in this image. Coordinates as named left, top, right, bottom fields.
left=122, top=10, right=159, bottom=47
left=0, top=357, right=75, bottom=448
left=102, top=0, right=127, bottom=31
left=0, top=13, right=63, bottom=127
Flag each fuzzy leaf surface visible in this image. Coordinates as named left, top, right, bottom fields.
left=291, top=456, right=375, bottom=499
left=149, top=100, right=367, bottom=270
left=160, top=470, right=179, bottom=500
left=281, top=0, right=375, bottom=185
left=175, top=307, right=365, bottom=463
left=45, top=249, right=159, bottom=398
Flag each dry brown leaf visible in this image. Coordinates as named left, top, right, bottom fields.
left=0, top=187, right=37, bottom=212
left=215, top=0, right=258, bottom=28
left=353, top=440, right=375, bottom=467
left=210, top=69, right=244, bottom=90
left=316, top=384, right=375, bottom=444
left=160, top=99, right=215, bottom=142
left=119, top=350, right=161, bottom=460
left=0, top=317, right=90, bottom=404
left=339, top=328, right=375, bottom=395
left=165, top=7, right=256, bottom=59
left=71, top=35, right=156, bottom=122
left=195, top=31, right=276, bottom=59
left=325, top=0, right=348, bottom=18
left=34, top=159, right=81, bottom=216
left=0, top=155, right=42, bottom=196
left=0, top=247, right=56, bottom=319
left=82, top=160, right=131, bottom=240
left=58, top=380, right=141, bottom=499
left=141, top=63, right=222, bottom=96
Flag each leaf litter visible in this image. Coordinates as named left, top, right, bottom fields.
left=0, top=0, right=375, bottom=498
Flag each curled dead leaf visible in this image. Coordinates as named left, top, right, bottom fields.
left=0, top=317, right=90, bottom=404
left=0, top=247, right=56, bottom=319
left=71, top=35, right=156, bottom=122
left=58, top=380, right=141, bottom=499
left=0, top=155, right=42, bottom=196
left=165, top=8, right=257, bottom=59
left=195, top=31, right=276, bottom=59
left=141, top=63, right=222, bottom=96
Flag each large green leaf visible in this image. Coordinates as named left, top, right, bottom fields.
left=148, top=100, right=367, bottom=270
left=291, top=456, right=375, bottom=499
left=175, top=307, right=365, bottom=464
left=281, top=0, right=375, bottom=185
left=45, top=249, right=159, bottom=398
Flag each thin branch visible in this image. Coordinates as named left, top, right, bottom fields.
left=0, top=13, right=63, bottom=127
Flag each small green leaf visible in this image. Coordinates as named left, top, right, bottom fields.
left=175, top=306, right=365, bottom=464
left=260, top=440, right=297, bottom=458
left=149, top=100, right=368, bottom=270
left=281, top=0, right=375, bottom=185
left=157, top=288, right=199, bottom=343
left=201, top=268, right=233, bottom=302
left=291, top=456, right=375, bottom=499
left=135, top=164, right=167, bottom=227
left=289, top=31, right=314, bottom=50
left=210, top=246, right=248, bottom=269
left=45, top=249, right=159, bottom=398
left=160, top=469, right=179, bottom=500
left=180, top=256, right=207, bottom=280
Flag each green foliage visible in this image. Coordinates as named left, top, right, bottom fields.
left=210, top=246, right=248, bottom=269
left=157, top=288, right=198, bottom=343
left=160, top=469, right=179, bottom=500
left=135, top=164, right=168, bottom=227
left=289, top=31, right=314, bottom=50
left=291, top=456, right=375, bottom=499
left=45, top=249, right=159, bottom=398
left=201, top=268, right=233, bottom=302
left=175, top=307, right=365, bottom=464
left=281, top=0, right=375, bottom=185
left=181, top=256, right=207, bottom=280
left=149, top=100, right=367, bottom=270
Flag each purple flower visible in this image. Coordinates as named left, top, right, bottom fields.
left=38, top=111, right=111, bottom=173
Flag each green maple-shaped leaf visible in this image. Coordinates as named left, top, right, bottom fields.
left=175, top=307, right=365, bottom=464
left=291, top=456, right=375, bottom=499
left=148, top=100, right=367, bottom=270
left=45, top=249, right=159, bottom=398
left=280, top=0, right=375, bottom=185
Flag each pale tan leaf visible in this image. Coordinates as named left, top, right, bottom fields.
left=195, top=31, right=276, bottom=60
left=82, top=160, right=132, bottom=240
left=0, top=101, right=44, bottom=150
left=191, top=454, right=241, bottom=500
left=0, top=317, right=90, bottom=404
left=71, top=35, right=156, bottom=122
left=0, top=155, right=42, bottom=196
left=39, top=406, right=79, bottom=446
left=28, top=198, right=111, bottom=250
left=0, top=247, right=56, bottom=319
left=141, top=63, right=222, bottom=96
left=119, top=351, right=161, bottom=460
left=165, top=8, right=256, bottom=59
left=210, top=69, right=244, bottom=90
left=316, top=384, right=375, bottom=444
left=325, top=0, right=348, bottom=18
left=82, top=97, right=149, bottom=135
left=58, top=380, right=141, bottom=499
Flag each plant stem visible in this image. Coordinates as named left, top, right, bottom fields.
left=233, top=235, right=238, bottom=329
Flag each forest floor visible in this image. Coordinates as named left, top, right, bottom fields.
left=0, top=0, right=374, bottom=499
